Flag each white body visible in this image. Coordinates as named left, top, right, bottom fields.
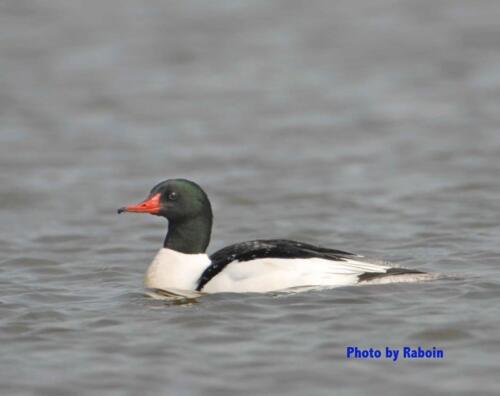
left=144, top=248, right=432, bottom=296
left=202, top=256, right=387, bottom=293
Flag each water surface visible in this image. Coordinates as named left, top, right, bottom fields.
left=1, top=1, right=500, bottom=395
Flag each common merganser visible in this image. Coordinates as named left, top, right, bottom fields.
left=118, top=179, right=428, bottom=295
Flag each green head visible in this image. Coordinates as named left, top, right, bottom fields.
left=118, top=179, right=213, bottom=254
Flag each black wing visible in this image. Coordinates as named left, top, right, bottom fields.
left=358, top=267, right=425, bottom=282
left=196, top=239, right=356, bottom=291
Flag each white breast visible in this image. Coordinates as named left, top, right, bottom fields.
left=144, top=248, right=211, bottom=293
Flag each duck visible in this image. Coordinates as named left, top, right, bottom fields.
left=118, top=178, right=428, bottom=296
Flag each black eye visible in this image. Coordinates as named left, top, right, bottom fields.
left=168, top=191, right=178, bottom=201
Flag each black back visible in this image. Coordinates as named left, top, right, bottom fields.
left=196, top=239, right=356, bottom=291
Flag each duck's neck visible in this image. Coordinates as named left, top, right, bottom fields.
left=164, top=215, right=212, bottom=254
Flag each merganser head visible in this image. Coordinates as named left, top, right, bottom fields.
left=118, top=179, right=213, bottom=253
left=118, top=179, right=211, bottom=220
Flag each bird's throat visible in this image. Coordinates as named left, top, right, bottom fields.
left=164, top=216, right=212, bottom=254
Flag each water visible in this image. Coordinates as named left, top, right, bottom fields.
left=1, top=1, right=500, bottom=395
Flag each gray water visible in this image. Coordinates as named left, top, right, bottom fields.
left=1, top=1, right=500, bottom=395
